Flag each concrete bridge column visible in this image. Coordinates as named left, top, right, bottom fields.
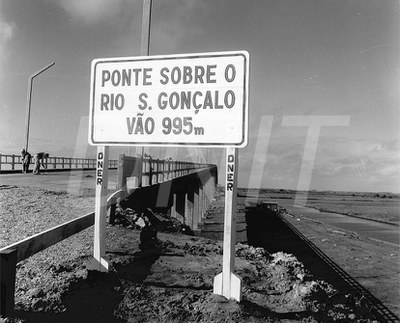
left=185, top=190, right=194, bottom=228
left=156, top=181, right=172, bottom=208
left=192, top=184, right=200, bottom=231
left=209, top=175, right=215, bottom=199
left=205, top=177, right=211, bottom=212
left=171, top=193, right=177, bottom=218
left=199, top=175, right=210, bottom=222
left=168, top=162, right=173, bottom=181
left=151, top=160, right=157, bottom=185
left=142, top=159, right=150, bottom=187
left=171, top=192, right=185, bottom=222
left=198, top=182, right=205, bottom=224
left=206, top=175, right=215, bottom=203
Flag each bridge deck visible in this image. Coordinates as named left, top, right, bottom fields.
left=0, top=170, right=118, bottom=195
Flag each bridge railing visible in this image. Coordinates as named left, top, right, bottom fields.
left=118, top=154, right=214, bottom=190
left=0, top=154, right=118, bottom=172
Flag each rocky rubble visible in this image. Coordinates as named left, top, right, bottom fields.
left=2, top=227, right=380, bottom=323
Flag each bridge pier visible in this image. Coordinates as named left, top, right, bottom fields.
left=142, top=158, right=150, bottom=186
left=198, top=171, right=214, bottom=223
left=193, top=184, right=200, bottom=231
left=185, top=190, right=194, bottom=228
left=198, top=183, right=204, bottom=224
left=206, top=175, right=215, bottom=205
left=156, top=181, right=172, bottom=208
left=115, top=154, right=217, bottom=234
left=171, top=192, right=185, bottom=222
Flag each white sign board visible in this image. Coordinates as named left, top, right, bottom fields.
left=89, top=51, right=249, bottom=147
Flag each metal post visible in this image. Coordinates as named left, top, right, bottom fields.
left=140, top=0, right=152, bottom=57
left=129, top=0, right=152, bottom=159
left=24, top=62, right=55, bottom=152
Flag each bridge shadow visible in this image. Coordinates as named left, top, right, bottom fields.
left=245, top=208, right=399, bottom=323
left=14, top=246, right=162, bottom=323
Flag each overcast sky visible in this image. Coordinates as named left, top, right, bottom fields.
left=0, top=0, right=398, bottom=193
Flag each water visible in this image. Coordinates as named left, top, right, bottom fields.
left=286, top=204, right=399, bottom=245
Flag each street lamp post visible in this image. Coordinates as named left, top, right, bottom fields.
left=24, top=62, right=55, bottom=152
left=140, top=0, right=152, bottom=159
left=128, top=0, right=152, bottom=158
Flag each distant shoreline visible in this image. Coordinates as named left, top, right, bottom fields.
left=238, top=190, right=399, bottom=227
left=304, top=204, right=399, bottom=227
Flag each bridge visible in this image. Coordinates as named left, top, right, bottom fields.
left=0, top=154, right=218, bottom=316
left=1, top=154, right=399, bottom=322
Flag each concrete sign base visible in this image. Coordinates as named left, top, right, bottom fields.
left=213, top=271, right=242, bottom=302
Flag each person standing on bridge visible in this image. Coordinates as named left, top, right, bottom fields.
left=21, top=149, right=26, bottom=173
left=33, top=152, right=49, bottom=175
left=21, top=149, right=31, bottom=173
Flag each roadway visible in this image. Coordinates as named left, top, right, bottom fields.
left=0, top=170, right=118, bottom=195
left=3, top=172, right=398, bottom=246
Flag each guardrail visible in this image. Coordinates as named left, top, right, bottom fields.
left=0, top=190, right=127, bottom=317
left=0, top=154, right=118, bottom=172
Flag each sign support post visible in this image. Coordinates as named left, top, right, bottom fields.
left=213, top=146, right=242, bottom=301
left=87, top=145, right=110, bottom=272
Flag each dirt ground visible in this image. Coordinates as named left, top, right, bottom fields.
left=0, top=185, right=398, bottom=322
